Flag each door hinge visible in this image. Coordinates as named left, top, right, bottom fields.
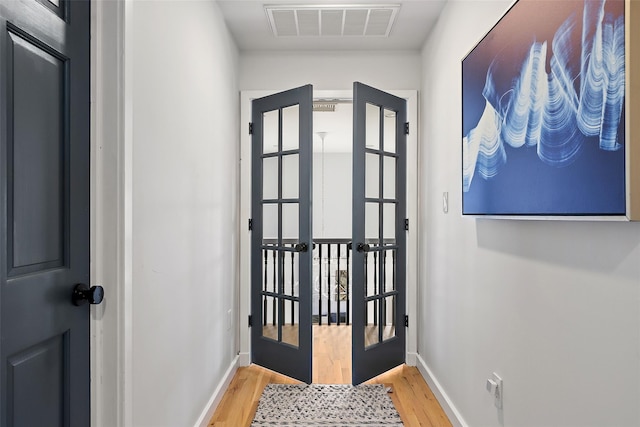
left=248, top=218, right=253, bottom=231
left=404, top=315, right=409, bottom=327
left=249, top=122, right=254, bottom=135
left=404, top=122, right=410, bottom=135
left=248, top=315, right=253, bottom=327
left=404, top=218, right=409, bottom=231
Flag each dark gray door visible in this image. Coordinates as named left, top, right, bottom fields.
left=0, top=0, right=91, bottom=425
left=251, top=85, right=313, bottom=383
left=352, top=82, right=407, bottom=385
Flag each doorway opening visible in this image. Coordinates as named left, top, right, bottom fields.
left=240, top=86, right=418, bottom=385
left=311, top=98, right=353, bottom=383
left=257, top=96, right=356, bottom=382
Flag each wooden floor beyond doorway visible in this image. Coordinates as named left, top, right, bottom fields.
left=208, top=325, right=452, bottom=427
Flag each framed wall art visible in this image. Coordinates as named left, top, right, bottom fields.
left=462, top=0, right=639, bottom=219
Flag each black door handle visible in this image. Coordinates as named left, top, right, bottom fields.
left=72, top=284, right=104, bottom=306
left=294, top=243, right=308, bottom=252
left=357, top=243, right=370, bottom=252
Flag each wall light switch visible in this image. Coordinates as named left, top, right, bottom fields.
left=443, top=192, right=449, bottom=213
left=486, top=373, right=503, bottom=409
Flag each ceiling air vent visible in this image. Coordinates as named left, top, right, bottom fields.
left=313, top=102, right=336, bottom=112
left=265, top=4, right=400, bottom=37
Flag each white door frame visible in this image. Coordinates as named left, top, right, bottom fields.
left=91, top=1, right=133, bottom=426
left=239, top=89, right=419, bottom=367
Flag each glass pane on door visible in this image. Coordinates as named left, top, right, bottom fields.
left=365, top=153, right=379, bottom=198
left=366, top=103, right=380, bottom=150
left=282, top=300, right=299, bottom=347
left=383, top=109, right=396, bottom=153
left=263, top=204, right=278, bottom=242
left=365, top=203, right=379, bottom=241
left=383, top=156, right=396, bottom=199
left=282, top=105, right=299, bottom=151
left=282, top=204, right=299, bottom=240
left=282, top=154, right=299, bottom=199
left=382, top=295, right=396, bottom=341
left=262, top=295, right=279, bottom=341
left=263, top=157, right=278, bottom=200
left=365, top=299, right=379, bottom=347
left=263, top=110, right=279, bottom=154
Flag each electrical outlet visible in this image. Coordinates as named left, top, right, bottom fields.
left=443, top=192, right=449, bottom=213
left=226, top=309, right=232, bottom=331
left=486, top=372, right=503, bottom=409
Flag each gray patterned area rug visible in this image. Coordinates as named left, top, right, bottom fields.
left=251, top=384, right=404, bottom=426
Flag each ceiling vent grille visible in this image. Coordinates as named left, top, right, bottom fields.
left=265, top=4, right=400, bottom=37
left=313, top=102, right=337, bottom=112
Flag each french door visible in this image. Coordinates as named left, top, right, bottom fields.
left=250, top=85, right=313, bottom=383
left=249, top=83, right=407, bottom=385
left=351, top=82, right=407, bottom=384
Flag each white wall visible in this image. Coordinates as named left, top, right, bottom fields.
left=130, top=2, right=239, bottom=426
left=313, top=153, right=352, bottom=238
left=419, top=2, right=640, bottom=427
left=240, top=51, right=421, bottom=91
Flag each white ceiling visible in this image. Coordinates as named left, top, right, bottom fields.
left=217, top=0, right=447, bottom=52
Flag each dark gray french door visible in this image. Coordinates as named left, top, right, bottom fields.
left=352, top=82, right=407, bottom=385
left=0, top=0, right=92, bottom=426
left=251, top=85, right=313, bottom=383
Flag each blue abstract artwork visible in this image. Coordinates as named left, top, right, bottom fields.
left=462, top=0, right=625, bottom=216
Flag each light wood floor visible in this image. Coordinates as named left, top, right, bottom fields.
left=208, top=325, right=452, bottom=427
left=261, top=323, right=396, bottom=356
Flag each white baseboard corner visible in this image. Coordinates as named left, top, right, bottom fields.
left=239, top=351, right=250, bottom=366
left=416, top=354, right=468, bottom=427
left=406, top=351, right=418, bottom=367
left=193, top=355, right=240, bottom=427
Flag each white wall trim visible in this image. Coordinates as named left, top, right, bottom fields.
left=90, top=2, right=102, bottom=425
left=416, top=354, right=468, bottom=427
left=193, top=356, right=240, bottom=427
left=120, top=0, right=134, bottom=425
left=239, top=351, right=251, bottom=367
left=92, top=0, right=131, bottom=426
left=239, top=89, right=418, bottom=366
left=406, top=351, right=418, bottom=367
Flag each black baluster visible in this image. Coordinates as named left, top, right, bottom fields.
left=379, top=294, right=384, bottom=344
left=336, top=243, right=341, bottom=325
left=392, top=250, right=396, bottom=291
left=279, top=252, right=285, bottom=336
left=291, top=247, right=294, bottom=325
left=272, top=251, right=277, bottom=326
left=373, top=252, right=378, bottom=326
left=382, top=250, right=387, bottom=297
left=392, top=250, right=396, bottom=325
left=318, top=243, right=322, bottom=325
left=364, top=252, right=368, bottom=326
left=327, top=243, right=332, bottom=325
left=346, top=243, right=350, bottom=325
left=263, top=250, right=267, bottom=326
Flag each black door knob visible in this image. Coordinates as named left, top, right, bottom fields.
left=357, top=243, right=370, bottom=252
left=294, top=243, right=308, bottom=252
left=72, top=284, right=104, bottom=306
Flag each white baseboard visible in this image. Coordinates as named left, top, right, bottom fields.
left=193, top=355, right=240, bottom=427
left=415, top=354, right=468, bottom=427
left=239, top=351, right=250, bottom=366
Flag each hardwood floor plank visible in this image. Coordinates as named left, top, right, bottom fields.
left=208, top=325, right=452, bottom=427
